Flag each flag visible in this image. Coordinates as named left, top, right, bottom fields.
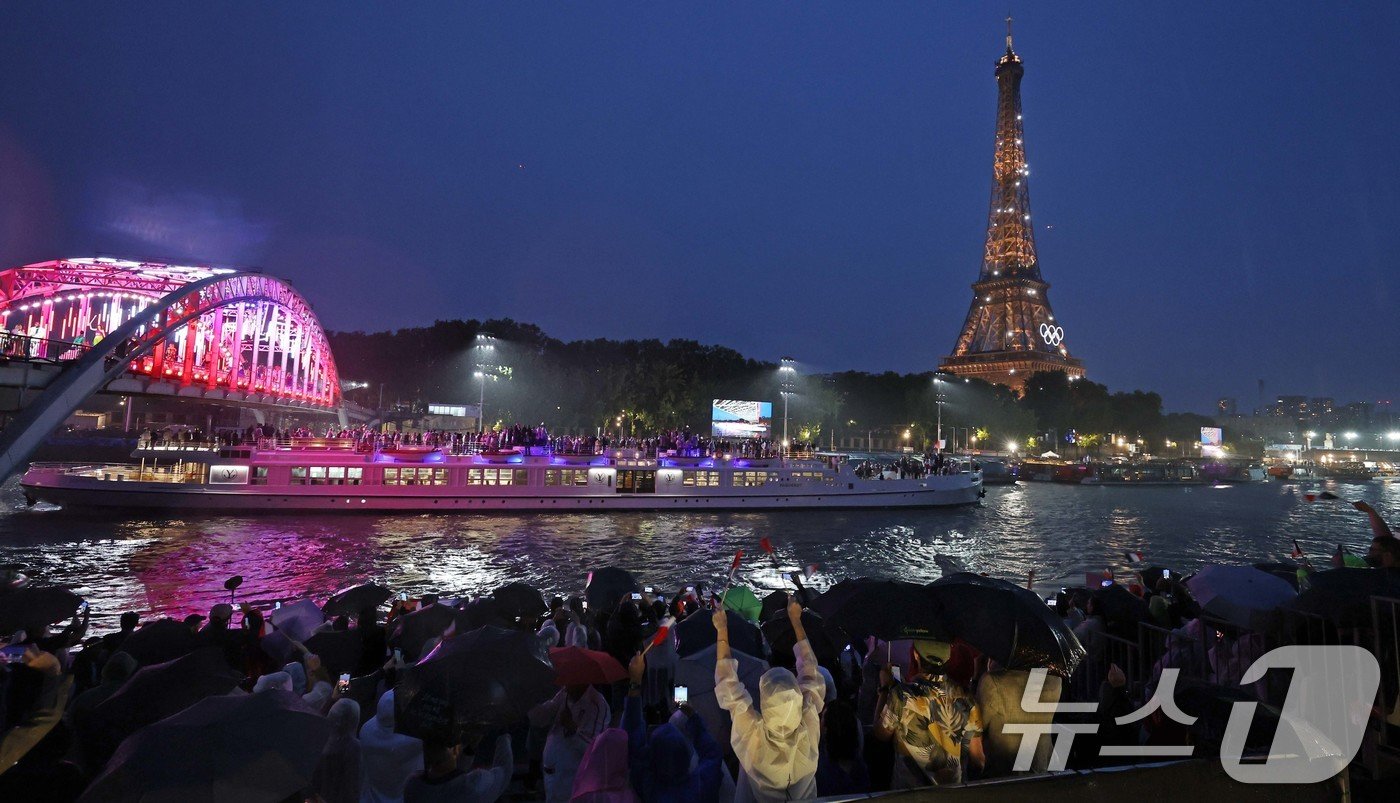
left=1124, top=550, right=1145, bottom=565
left=759, top=537, right=774, bottom=554
left=1291, top=540, right=1304, bottom=560
left=730, top=550, right=744, bottom=571
left=1304, top=493, right=1317, bottom=503
left=803, top=563, right=820, bottom=579
left=650, top=625, right=670, bottom=648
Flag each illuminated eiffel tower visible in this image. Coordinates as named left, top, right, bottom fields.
left=940, top=19, right=1083, bottom=391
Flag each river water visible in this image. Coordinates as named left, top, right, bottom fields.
left=1, top=477, right=1395, bottom=628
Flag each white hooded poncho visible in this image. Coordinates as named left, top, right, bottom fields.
left=715, top=638, right=825, bottom=803
left=358, top=689, right=423, bottom=803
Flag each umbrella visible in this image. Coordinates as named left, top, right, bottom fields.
left=493, top=582, right=549, bottom=621
left=1186, top=565, right=1296, bottom=631
left=1135, top=566, right=1173, bottom=589
left=457, top=597, right=510, bottom=630
left=1092, top=583, right=1150, bottom=628
left=1291, top=568, right=1400, bottom=628
left=269, top=598, right=324, bottom=643
left=1253, top=562, right=1303, bottom=590
left=923, top=573, right=1085, bottom=676
left=389, top=604, right=458, bottom=661
left=259, top=629, right=302, bottom=666
left=87, top=647, right=242, bottom=763
left=674, top=609, right=764, bottom=659
left=119, top=618, right=201, bottom=666
left=81, top=689, right=331, bottom=803
left=322, top=583, right=391, bottom=617
left=760, top=588, right=820, bottom=623
left=396, top=626, right=556, bottom=743
left=0, top=585, right=81, bottom=633
left=808, top=578, right=948, bottom=642
left=549, top=646, right=627, bottom=686
left=304, top=629, right=365, bottom=677
left=586, top=567, right=639, bottom=612
left=762, top=609, right=841, bottom=670
left=675, top=644, right=768, bottom=757
left=720, top=585, right=763, bottom=622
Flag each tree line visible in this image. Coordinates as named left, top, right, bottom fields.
left=328, top=319, right=1218, bottom=454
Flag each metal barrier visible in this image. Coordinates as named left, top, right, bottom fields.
left=1370, top=596, right=1400, bottom=761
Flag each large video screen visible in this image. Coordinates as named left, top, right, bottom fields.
left=711, top=399, right=773, bottom=439
left=1200, top=427, right=1223, bottom=446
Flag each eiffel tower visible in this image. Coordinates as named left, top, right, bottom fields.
left=940, top=19, right=1083, bottom=391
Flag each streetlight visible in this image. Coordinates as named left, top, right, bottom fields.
left=1305, top=431, right=1316, bottom=452
left=933, top=374, right=947, bottom=450
left=474, top=332, right=498, bottom=430
left=779, top=357, right=796, bottom=452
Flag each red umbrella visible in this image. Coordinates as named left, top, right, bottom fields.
left=549, top=646, right=627, bottom=686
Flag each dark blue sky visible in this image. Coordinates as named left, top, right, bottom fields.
left=2, top=3, right=1396, bottom=413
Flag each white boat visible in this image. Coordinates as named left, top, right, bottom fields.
left=20, top=438, right=983, bottom=513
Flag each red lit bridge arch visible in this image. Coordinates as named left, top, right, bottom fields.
left=0, top=257, right=349, bottom=477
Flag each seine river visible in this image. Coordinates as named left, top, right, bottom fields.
left=1, top=477, right=1395, bottom=628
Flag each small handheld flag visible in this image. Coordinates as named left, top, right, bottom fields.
left=1124, top=550, right=1145, bottom=565
left=759, top=537, right=774, bottom=554
left=1291, top=540, right=1304, bottom=560
left=730, top=550, right=744, bottom=572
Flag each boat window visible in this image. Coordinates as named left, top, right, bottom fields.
left=347, top=467, right=363, bottom=486
left=467, top=469, right=484, bottom=485
left=384, top=467, right=448, bottom=486
left=546, top=468, right=590, bottom=487
left=290, top=466, right=308, bottom=485
left=252, top=467, right=269, bottom=485
left=682, top=470, right=721, bottom=487
left=733, top=470, right=775, bottom=487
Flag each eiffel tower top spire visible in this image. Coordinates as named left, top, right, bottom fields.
left=1006, top=13, right=1014, bottom=54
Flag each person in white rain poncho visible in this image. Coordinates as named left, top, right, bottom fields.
left=360, top=689, right=424, bottom=803
left=714, top=596, right=825, bottom=802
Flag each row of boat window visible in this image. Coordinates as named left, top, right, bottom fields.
left=258, top=466, right=835, bottom=488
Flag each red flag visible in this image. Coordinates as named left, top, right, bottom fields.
left=1304, top=493, right=1317, bottom=503
left=759, top=537, right=774, bottom=554
left=651, top=625, right=670, bottom=647
left=730, top=550, right=744, bottom=571
left=1291, top=540, right=1304, bottom=559
left=803, top=563, right=820, bottom=579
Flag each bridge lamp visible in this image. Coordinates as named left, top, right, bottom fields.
left=1388, top=431, right=1400, bottom=441
left=1344, top=431, right=1358, bottom=441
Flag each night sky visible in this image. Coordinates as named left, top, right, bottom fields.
left=2, top=3, right=1396, bottom=413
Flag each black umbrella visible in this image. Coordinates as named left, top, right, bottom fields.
left=87, top=647, right=242, bottom=764
left=586, top=567, right=639, bottom=612
left=808, top=578, right=949, bottom=642
left=457, top=597, right=510, bottom=630
left=1253, top=562, right=1303, bottom=590
left=1135, top=566, right=1173, bottom=589
left=81, top=689, right=332, bottom=803
left=1092, top=583, right=1150, bottom=628
left=0, top=585, right=81, bottom=634
left=759, top=588, right=819, bottom=624
left=924, top=573, right=1086, bottom=676
left=118, top=618, right=201, bottom=666
left=322, top=583, right=392, bottom=617
left=762, top=609, right=841, bottom=670
left=389, top=604, right=458, bottom=662
left=492, top=582, right=548, bottom=621
left=674, top=609, right=764, bottom=659
left=1291, top=568, right=1400, bottom=628
left=304, top=629, right=365, bottom=677
left=395, top=626, right=556, bottom=743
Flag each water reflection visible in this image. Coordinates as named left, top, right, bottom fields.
left=0, top=477, right=1395, bottom=626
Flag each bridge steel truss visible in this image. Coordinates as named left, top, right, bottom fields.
left=0, top=258, right=342, bottom=477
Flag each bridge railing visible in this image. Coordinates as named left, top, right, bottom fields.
left=0, top=333, right=96, bottom=363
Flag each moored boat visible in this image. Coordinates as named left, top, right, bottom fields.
left=20, top=439, right=984, bottom=513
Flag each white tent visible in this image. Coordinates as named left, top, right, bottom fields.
left=1039, top=450, right=1061, bottom=459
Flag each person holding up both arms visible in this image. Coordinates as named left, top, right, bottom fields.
left=714, top=595, right=825, bottom=802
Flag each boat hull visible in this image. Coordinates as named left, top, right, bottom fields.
left=22, top=476, right=983, bottom=513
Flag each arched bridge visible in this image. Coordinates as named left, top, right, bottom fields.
left=0, top=257, right=350, bottom=477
